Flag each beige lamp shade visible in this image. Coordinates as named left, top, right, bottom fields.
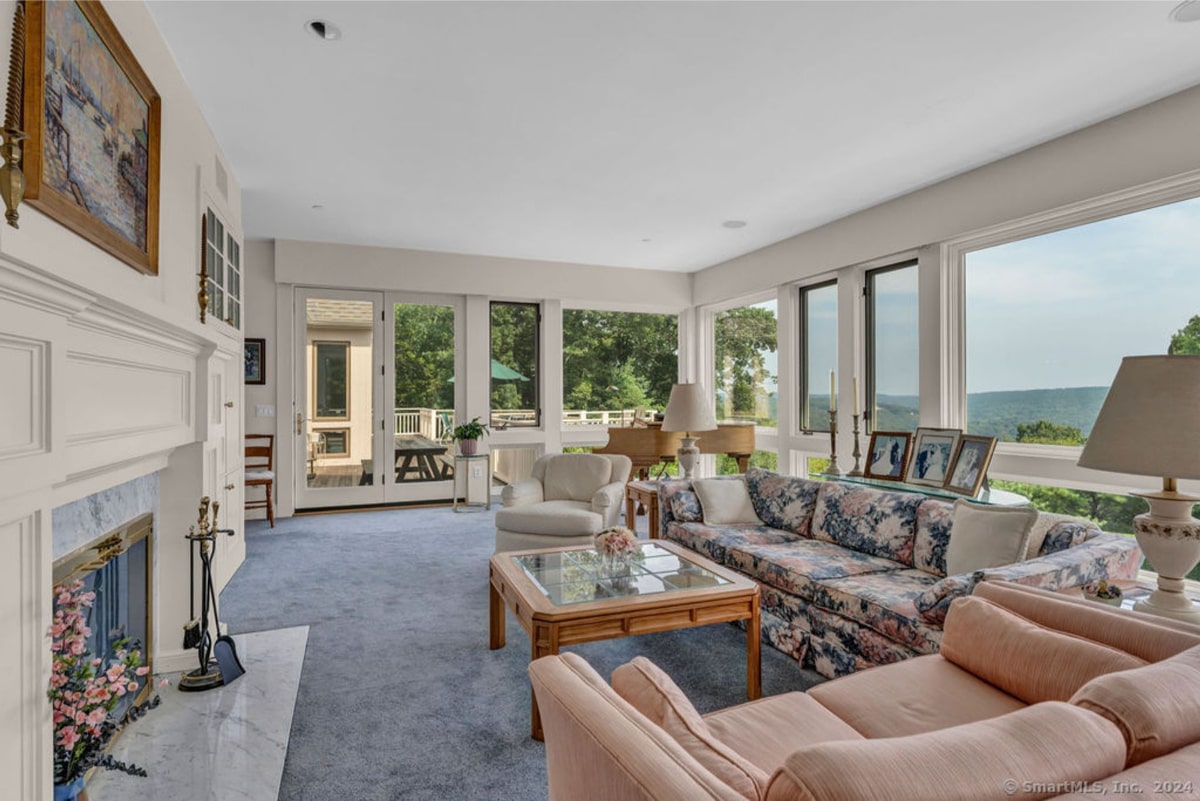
left=661, top=383, right=717, bottom=434
left=1077, top=355, right=1200, bottom=480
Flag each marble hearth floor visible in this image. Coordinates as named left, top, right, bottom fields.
left=89, top=626, right=308, bottom=801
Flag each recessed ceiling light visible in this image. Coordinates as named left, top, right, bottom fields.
left=311, top=204, right=324, bottom=210
left=641, top=238, right=652, bottom=243
left=722, top=220, right=747, bottom=229
left=305, top=19, right=342, bottom=40
left=1170, top=0, right=1200, bottom=22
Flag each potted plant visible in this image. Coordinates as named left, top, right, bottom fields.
left=451, top=416, right=490, bottom=455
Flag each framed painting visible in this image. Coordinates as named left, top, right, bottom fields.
left=944, top=435, right=997, bottom=497
left=863, top=431, right=913, bottom=481
left=244, top=338, right=265, bottom=385
left=23, top=0, right=161, bottom=275
left=905, top=427, right=962, bottom=487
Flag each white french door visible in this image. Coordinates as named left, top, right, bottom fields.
left=293, top=288, right=463, bottom=510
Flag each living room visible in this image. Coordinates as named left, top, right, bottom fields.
left=4, top=2, right=1200, bottom=800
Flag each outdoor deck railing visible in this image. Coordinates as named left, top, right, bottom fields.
left=393, top=407, right=655, bottom=436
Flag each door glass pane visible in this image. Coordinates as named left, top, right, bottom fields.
left=306, top=299, right=374, bottom=488
left=867, top=264, right=918, bottom=433
left=800, top=285, right=836, bottom=431
left=714, top=299, right=778, bottom=427
left=562, top=309, right=677, bottom=427
left=490, top=302, right=539, bottom=428
left=394, top=303, right=456, bottom=484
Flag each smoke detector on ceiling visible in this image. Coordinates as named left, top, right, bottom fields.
left=722, top=220, right=747, bottom=229
left=306, top=19, right=342, bottom=40
left=1170, top=1, right=1200, bottom=22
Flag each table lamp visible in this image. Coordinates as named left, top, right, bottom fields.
left=1077, top=355, right=1200, bottom=623
left=661, top=383, right=718, bottom=480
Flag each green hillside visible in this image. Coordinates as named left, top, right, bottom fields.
left=871, top=387, right=1108, bottom=442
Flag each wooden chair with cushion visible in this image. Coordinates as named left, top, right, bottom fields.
left=245, top=434, right=275, bottom=527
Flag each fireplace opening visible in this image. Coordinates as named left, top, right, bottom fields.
left=52, top=513, right=154, bottom=716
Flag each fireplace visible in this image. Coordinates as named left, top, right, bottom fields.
left=52, top=513, right=154, bottom=715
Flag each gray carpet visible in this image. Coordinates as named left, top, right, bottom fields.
left=222, top=504, right=824, bottom=801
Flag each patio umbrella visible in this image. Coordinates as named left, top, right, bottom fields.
left=448, top=359, right=529, bottom=382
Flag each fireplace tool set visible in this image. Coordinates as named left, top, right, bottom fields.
left=179, top=496, right=246, bottom=692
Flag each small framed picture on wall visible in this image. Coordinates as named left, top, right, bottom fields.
left=863, top=431, right=913, bottom=481
left=244, top=338, right=266, bottom=385
left=944, top=435, right=998, bottom=497
left=905, top=427, right=961, bottom=487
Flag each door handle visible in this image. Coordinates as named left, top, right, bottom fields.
left=225, top=483, right=235, bottom=490
left=224, top=400, right=234, bottom=408
left=296, top=413, right=303, bottom=435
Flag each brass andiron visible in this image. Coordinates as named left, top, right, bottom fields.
left=848, top=412, right=864, bottom=477
left=826, top=410, right=844, bottom=477
left=0, top=3, right=27, bottom=229
left=197, top=266, right=209, bottom=323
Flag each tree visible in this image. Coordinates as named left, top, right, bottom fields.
left=1015, top=419, right=1085, bottom=446
left=394, top=304, right=455, bottom=409
left=1168, top=314, right=1200, bottom=355
left=562, top=310, right=678, bottom=411
left=714, top=306, right=777, bottom=423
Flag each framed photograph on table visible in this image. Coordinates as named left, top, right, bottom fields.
left=905, top=427, right=961, bottom=487
left=244, top=338, right=266, bottom=385
left=23, top=0, right=162, bottom=275
left=944, top=435, right=997, bottom=497
left=863, top=431, right=913, bottom=481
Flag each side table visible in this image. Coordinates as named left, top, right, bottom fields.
left=625, top=479, right=661, bottom=538
left=454, top=453, right=492, bottom=512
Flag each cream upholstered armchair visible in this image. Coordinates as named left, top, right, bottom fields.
left=494, top=453, right=633, bottom=552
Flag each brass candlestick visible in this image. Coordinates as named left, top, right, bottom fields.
left=848, top=413, right=864, bottom=477
left=826, top=411, right=843, bottom=477
left=0, top=3, right=28, bottom=229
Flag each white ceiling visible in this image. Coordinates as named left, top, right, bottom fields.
left=147, top=1, right=1200, bottom=273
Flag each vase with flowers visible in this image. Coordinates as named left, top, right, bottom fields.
left=49, top=579, right=162, bottom=801
left=594, top=526, right=639, bottom=576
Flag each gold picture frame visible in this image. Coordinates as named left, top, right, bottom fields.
left=944, top=435, right=998, bottom=497
left=23, top=0, right=161, bottom=275
left=863, top=431, right=913, bottom=481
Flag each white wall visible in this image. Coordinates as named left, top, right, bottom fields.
left=0, top=2, right=243, bottom=798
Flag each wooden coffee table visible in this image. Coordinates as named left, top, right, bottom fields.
left=489, top=539, right=761, bottom=740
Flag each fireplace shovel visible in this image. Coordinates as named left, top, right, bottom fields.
left=207, top=536, right=246, bottom=685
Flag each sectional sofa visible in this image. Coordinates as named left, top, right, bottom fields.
left=657, top=467, right=1143, bottom=677
left=529, top=581, right=1200, bottom=801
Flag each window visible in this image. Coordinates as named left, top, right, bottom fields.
left=562, top=309, right=677, bottom=426
left=490, top=302, right=540, bottom=428
left=716, top=450, right=778, bottom=476
left=965, top=195, right=1200, bottom=444
left=798, top=284, right=836, bottom=431
left=714, top=299, right=778, bottom=427
left=319, top=429, right=349, bottom=456
left=313, top=341, right=349, bottom=420
left=865, top=262, right=918, bottom=433
left=203, top=208, right=241, bottom=329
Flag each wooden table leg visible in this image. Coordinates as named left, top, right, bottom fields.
left=746, top=598, right=761, bottom=700
left=626, top=492, right=636, bottom=531
left=647, top=493, right=659, bottom=539
left=489, top=581, right=505, bottom=650
left=530, top=622, right=557, bottom=741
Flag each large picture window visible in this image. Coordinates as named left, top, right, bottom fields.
left=490, top=302, right=540, bottom=428
left=562, top=309, right=677, bottom=426
left=965, top=195, right=1200, bottom=445
left=865, top=262, right=918, bottom=433
left=714, top=299, right=778, bottom=428
left=799, top=283, right=836, bottom=431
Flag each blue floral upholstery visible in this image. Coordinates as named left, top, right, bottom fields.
left=913, top=499, right=954, bottom=577
left=811, top=482, right=924, bottom=566
left=658, top=473, right=1143, bottom=679
left=744, top=467, right=822, bottom=536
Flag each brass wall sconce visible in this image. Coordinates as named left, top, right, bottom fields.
left=0, top=3, right=27, bottom=229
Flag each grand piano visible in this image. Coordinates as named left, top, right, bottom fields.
left=595, top=422, right=756, bottom=478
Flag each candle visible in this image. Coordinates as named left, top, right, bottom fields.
left=853, top=377, right=860, bottom=416
left=829, top=370, right=836, bottom=413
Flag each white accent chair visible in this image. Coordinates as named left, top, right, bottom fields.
left=494, top=453, right=633, bottom=552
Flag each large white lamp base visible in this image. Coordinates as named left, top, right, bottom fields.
left=1131, top=490, right=1200, bottom=624
left=676, top=436, right=700, bottom=480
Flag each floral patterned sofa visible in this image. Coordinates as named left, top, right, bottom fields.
left=659, top=467, right=1143, bottom=678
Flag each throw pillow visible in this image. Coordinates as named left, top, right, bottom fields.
left=1071, top=644, right=1200, bottom=767
left=693, top=478, right=763, bottom=526
left=612, top=656, right=769, bottom=800
left=941, top=596, right=1146, bottom=704
left=944, top=500, right=1038, bottom=575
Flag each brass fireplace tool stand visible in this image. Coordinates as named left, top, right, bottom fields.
left=179, top=497, right=244, bottom=691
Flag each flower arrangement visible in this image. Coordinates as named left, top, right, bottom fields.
left=49, top=579, right=161, bottom=788
left=594, top=526, right=638, bottom=557
left=1082, top=579, right=1124, bottom=606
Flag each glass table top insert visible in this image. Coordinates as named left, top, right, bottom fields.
left=513, top=543, right=731, bottom=606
